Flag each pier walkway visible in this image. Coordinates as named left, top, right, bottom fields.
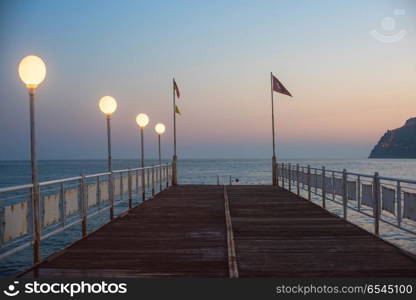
left=21, top=185, right=416, bottom=277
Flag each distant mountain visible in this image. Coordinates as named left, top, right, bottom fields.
left=369, top=118, right=416, bottom=158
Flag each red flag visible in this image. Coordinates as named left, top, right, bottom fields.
left=173, top=79, right=180, bottom=98
left=272, top=74, right=292, bottom=97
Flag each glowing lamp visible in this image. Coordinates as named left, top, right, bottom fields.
left=136, top=113, right=149, bottom=128
left=99, top=96, right=117, bottom=115
left=155, top=123, right=166, bottom=135
left=18, top=55, right=46, bottom=89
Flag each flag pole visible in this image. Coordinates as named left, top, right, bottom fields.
left=172, top=78, right=178, bottom=185
left=271, top=72, right=277, bottom=186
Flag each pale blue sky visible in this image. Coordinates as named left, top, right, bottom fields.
left=0, top=0, right=415, bottom=160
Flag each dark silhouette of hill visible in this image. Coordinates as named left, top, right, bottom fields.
left=369, top=118, right=416, bottom=158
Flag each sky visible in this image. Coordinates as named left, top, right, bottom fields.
left=0, top=0, right=415, bottom=160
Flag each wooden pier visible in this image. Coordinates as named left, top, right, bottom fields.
left=21, top=185, right=416, bottom=278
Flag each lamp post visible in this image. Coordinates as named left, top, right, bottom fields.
left=155, top=123, right=166, bottom=191
left=18, top=55, right=46, bottom=264
left=98, top=96, right=117, bottom=219
left=136, top=113, right=149, bottom=201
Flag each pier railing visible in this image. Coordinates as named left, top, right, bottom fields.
left=277, top=163, right=416, bottom=236
left=0, top=164, right=172, bottom=262
left=216, top=175, right=237, bottom=186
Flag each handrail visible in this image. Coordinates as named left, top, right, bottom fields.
left=0, top=183, right=34, bottom=194
left=0, top=164, right=168, bottom=194
left=216, top=175, right=236, bottom=186
left=39, top=176, right=83, bottom=186
left=293, top=165, right=416, bottom=183
left=84, top=172, right=111, bottom=179
left=378, top=175, right=416, bottom=184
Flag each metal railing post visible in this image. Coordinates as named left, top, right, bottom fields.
left=217, top=175, right=220, bottom=186
left=148, top=168, right=151, bottom=191
left=322, top=166, right=326, bottom=209
left=97, top=176, right=101, bottom=210
left=109, top=171, right=115, bottom=219
left=229, top=176, right=232, bottom=186
left=167, top=165, right=169, bottom=185
left=307, top=165, right=311, bottom=201
left=162, top=165, right=165, bottom=188
left=164, top=164, right=169, bottom=188
left=136, top=169, right=139, bottom=194
left=332, top=171, right=335, bottom=202
left=342, top=169, right=347, bottom=219
left=145, top=168, right=147, bottom=191
left=141, top=167, right=146, bottom=202
left=59, top=182, right=65, bottom=227
left=288, top=163, right=291, bottom=192
left=373, top=172, right=380, bottom=235
left=357, top=175, right=361, bottom=212
left=152, top=165, right=155, bottom=197
left=296, top=164, right=300, bottom=196
left=81, top=175, right=87, bottom=237
left=128, top=168, right=132, bottom=209
left=397, top=181, right=402, bottom=227
left=314, top=168, right=318, bottom=193
left=285, top=163, right=288, bottom=189
left=117, top=173, right=122, bottom=202
left=276, top=161, right=280, bottom=187
left=282, top=163, right=285, bottom=189
left=279, top=163, right=282, bottom=188
left=301, top=166, right=305, bottom=189
left=31, top=183, right=41, bottom=264
left=159, top=164, right=162, bottom=192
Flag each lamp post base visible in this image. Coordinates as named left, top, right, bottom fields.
left=172, top=155, right=178, bottom=185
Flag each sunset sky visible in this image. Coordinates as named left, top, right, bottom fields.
left=0, top=0, right=415, bottom=160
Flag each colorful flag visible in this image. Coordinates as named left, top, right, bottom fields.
left=173, top=79, right=180, bottom=98
left=272, top=74, right=292, bottom=97
left=175, top=105, right=181, bottom=115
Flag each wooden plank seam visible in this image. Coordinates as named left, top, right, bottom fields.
left=223, top=185, right=239, bottom=278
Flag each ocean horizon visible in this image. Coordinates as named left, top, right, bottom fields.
left=2, top=158, right=416, bottom=188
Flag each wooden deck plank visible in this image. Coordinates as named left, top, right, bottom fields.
left=20, top=185, right=416, bottom=278
left=228, top=185, right=416, bottom=277
left=22, top=185, right=228, bottom=278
